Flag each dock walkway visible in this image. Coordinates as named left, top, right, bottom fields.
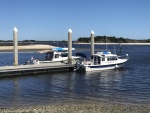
left=0, top=62, right=74, bottom=77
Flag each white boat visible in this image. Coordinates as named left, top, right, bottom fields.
left=32, top=47, right=80, bottom=64
left=75, top=51, right=129, bottom=72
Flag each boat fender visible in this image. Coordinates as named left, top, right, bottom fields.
left=33, top=59, right=39, bottom=64
left=115, top=65, right=118, bottom=68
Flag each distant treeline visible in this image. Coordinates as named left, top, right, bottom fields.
left=76, top=36, right=150, bottom=43
left=0, top=40, right=68, bottom=46
left=0, top=40, right=37, bottom=42
left=1, top=36, right=150, bottom=45
left=0, top=40, right=68, bottom=43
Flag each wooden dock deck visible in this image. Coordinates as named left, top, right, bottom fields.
left=0, top=62, right=75, bottom=77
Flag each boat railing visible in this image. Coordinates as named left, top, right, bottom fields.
left=117, top=54, right=129, bottom=59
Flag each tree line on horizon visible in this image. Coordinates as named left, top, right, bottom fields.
left=76, top=36, right=150, bottom=43
left=0, top=36, right=150, bottom=43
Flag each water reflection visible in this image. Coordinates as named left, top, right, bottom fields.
left=11, top=79, right=20, bottom=107
left=0, top=67, right=149, bottom=107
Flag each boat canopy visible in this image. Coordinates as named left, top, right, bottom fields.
left=75, top=53, right=87, bottom=58
left=35, top=47, right=75, bottom=53
left=97, top=51, right=111, bottom=55
left=94, top=51, right=117, bottom=57
left=52, top=47, right=75, bottom=51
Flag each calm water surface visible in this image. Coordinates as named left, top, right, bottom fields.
left=0, top=44, right=150, bottom=108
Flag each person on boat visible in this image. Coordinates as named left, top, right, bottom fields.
left=45, top=52, right=53, bottom=61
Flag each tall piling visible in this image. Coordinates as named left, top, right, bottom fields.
left=68, top=29, right=72, bottom=65
left=91, top=30, right=95, bottom=56
left=13, top=27, right=18, bottom=66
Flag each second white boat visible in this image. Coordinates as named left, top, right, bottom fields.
left=75, top=51, right=129, bottom=72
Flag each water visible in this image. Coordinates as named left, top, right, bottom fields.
left=0, top=44, right=150, bottom=108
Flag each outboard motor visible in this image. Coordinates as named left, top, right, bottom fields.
left=74, top=60, right=85, bottom=72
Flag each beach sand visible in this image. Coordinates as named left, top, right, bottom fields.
left=0, top=43, right=150, bottom=52
left=0, top=103, right=150, bottom=113
left=0, top=45, right=56, bottom=52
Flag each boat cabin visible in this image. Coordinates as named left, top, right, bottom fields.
left=45, top=51, right=68, bottom=61
left=91, top=51, right=118, bottom=65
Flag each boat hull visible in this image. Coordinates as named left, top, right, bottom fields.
left=76, top=58, right=128, bottom=72
left=33, top=57, right=80, bottom=65
left=84, top=62, right=125, bottom=72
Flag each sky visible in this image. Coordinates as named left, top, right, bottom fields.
left=0, top=0, right=150, bottom=41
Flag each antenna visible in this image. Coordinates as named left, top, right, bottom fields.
left=114, top=44, right=116, bottom=54
left=106, top=37, right=107, bottom=51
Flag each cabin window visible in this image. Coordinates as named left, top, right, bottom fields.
left=50, top=52, right=53, bottom=58
left=55, top=54, right=59, bottom=58
left=45, top=52, right=53, bottom=60
left=94, top=56, right=96, bottom=62
left=107, top=57, right=117, bottom=61
left=102, top=58, right=105, bottom=61
left=61, top=53, right=68, bottom=57
left=94, top=56, right=99, bottom=65
left=98, top=57, right=100, bottom=64
left=107, top=58, right=109, bottom=61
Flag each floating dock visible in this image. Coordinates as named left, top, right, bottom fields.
left=0, top=62, right=74, bottom=77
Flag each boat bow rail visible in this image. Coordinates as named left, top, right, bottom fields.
left=117, top=54, right=129, bottom=59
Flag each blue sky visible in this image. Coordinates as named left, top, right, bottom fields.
left=0, top=0, right=150, bottom=41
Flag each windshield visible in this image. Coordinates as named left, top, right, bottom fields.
left=61, top=52, right=68, bottom=57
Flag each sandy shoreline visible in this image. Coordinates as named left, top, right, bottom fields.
left=0, top=43, right=149, bottom=52
left=1, top=103, right=150, bottom=113
left=0, top=45, right=56, bottom=52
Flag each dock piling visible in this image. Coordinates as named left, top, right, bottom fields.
left=68, top=29, right=72, bottom=65
left=13, top=27, right=18, bottom=66
left=91, top=30, right=95, bottom=56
